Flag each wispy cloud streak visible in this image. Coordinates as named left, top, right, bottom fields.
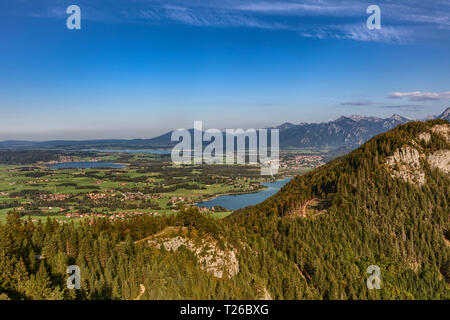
left=4, top=0, right=450, bottom=43
left=380, top=104, right=424, bottom=112
left=340, top=101, right=374, bottom=106
left=388, top=91, right=450, bottom=101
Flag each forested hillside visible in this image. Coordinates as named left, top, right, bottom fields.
left=0, top=120, right=448, bottom=300
left=233, top=119, right=450, bottom=299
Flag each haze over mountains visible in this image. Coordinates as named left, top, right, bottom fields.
left=1, top=108, right=449, bottom=151
left=2, top=119, right=447, bottom=299
left=276, top=107, right=450, bottom=149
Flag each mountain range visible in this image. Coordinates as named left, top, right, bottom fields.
left=0, top=119, right=449, bottom=299
left=1, top=108, right=448, bottom=151
left=275, top=107, right=450, bottom=149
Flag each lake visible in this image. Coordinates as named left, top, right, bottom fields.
left=84, top=149, right=171, bottom=155
left=196, top=177, right=292, bottom=211
left=48, top=161, right=127, bottom=169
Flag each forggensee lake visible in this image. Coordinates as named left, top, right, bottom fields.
left=84, top=149, right=171, bottom=155
left=48, top=162, right=127, bottom=169
left=196, top=177, right=292, bottom=210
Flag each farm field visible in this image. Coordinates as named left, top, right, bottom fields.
left=0, top=151, right=277, bottom=223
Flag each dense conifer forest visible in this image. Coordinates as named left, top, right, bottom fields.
left=0, top=120, right=448, bottom=300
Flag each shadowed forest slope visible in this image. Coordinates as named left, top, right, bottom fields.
left=232, top=119, right=449, bottom=299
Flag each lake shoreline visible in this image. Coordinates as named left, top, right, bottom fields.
left=195, top=177, right=293, bottom=210
left=195, top=175, right=295, bottom=204
left=46, top=161, right=128, bottom=169
left=196, top=185, right=269, bottom=204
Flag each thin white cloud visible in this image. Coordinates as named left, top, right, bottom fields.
left=380, top=104, right=424, bottom=112
left=340, top=101, right=374, bottom=106
left=234, top=1, right=362, bottom=15
left=388, top=91, right=450, bottom=101
left=340, top=100, right=424, bottom=112
left=326, top=24, right=409, bottom=43
left=5, top=0, right=450, bottom=43
left=139, top=6, right=287, bottom=30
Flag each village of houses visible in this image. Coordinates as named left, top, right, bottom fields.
left=0, top=151, right=323, bottom=225
left=7, top=186, right=219, bottom=225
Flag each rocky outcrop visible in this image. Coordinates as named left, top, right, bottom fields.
left=386, top=146, right=421, bottom=168
left=418, top=132, right=431, bottom=143
left=386, top=146, right=425, bottom=185
left=385, top=124, right=449, bottom=185
left=427, top=150, right=450, bottom=174
left=259, top=287, right=272, bottom=300
left=148, top=234, right=239, bottom=279
left=431, top=124, right=450, bottom=143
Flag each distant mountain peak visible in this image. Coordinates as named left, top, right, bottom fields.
left=335, top=116, right=355, bottom=122
left=347, top=114, right=365, bottom=121
left=437, top=107, right=450, bottom=120
left=276, top=122, right=295, bottom=130
left=389, top=114, right=410, bottom=122
left=347, top=114, right=382, bottom=122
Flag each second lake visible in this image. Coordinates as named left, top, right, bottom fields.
left=48, top=161, right=127, bottom=169
left=196, top=177, right=292, bottom=211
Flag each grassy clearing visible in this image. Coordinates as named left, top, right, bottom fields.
left=210, top=212, right=232, bottom=219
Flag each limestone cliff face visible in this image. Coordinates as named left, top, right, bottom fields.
left=148, top=233, right=239, bottom=279
left=385, top=124, right=450, bottom=185
left=418, top=132, right=431, bottom=143
left=427, top=150, right=450, bottom=174
left=386, top=146, right=425, bottom=185
left=432, top=124, right=450, bottom=143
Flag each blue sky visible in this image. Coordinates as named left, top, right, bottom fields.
left=1, top=0, right=449, bottom=140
